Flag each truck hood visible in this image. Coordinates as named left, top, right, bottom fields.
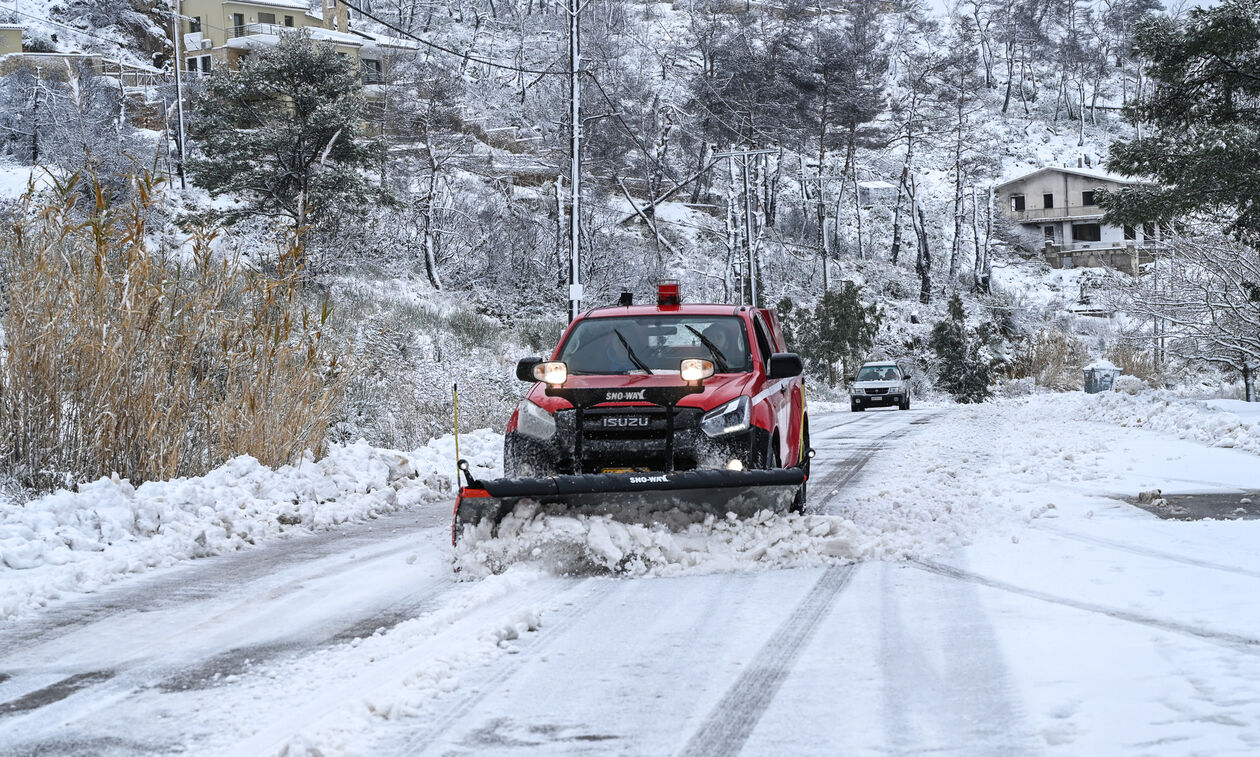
left=526, top=373, right=758, bottom=413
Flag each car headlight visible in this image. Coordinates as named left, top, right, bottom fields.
left=516, top=399, right=556, bottom=440
left=701, top=396, right=750, bottom=437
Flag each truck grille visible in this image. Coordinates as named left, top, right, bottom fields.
left=556, top=406, right=706, bottom=471
left=866, top=387, right=889, bottom=395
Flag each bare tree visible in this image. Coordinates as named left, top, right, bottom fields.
left=1111, top=232, right=1260, bottom=401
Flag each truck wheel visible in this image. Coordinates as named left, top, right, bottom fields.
left=850, top=402, right=864, bottom=412
left=899, top=397, right=910, bottom=410
left=791, top=421, right=809, bottom=514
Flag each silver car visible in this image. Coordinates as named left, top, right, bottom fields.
left=850, top=362, right=910, bottom=411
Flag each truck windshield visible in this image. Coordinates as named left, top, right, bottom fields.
left=857, top=366, right=900, bottom=381
left=557, top=316, right=753, bottom=375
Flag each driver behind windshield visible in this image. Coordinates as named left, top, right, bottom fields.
left=558, top=317, right=752, bottom=375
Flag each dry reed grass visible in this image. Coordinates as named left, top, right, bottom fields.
left=1106, top=340, right=1160, bottom=385
left=0, top=172, right=345, bottom=491
left=1013, top=328, right=1089, bottom=391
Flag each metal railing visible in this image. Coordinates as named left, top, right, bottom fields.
left=1010, top=206, right=1105, bottom=222
left=229, top=23, right=299, bottom=39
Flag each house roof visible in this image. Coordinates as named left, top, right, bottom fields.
left=226, top=0, right=311, bottom=10
left=996, top=166, right=1150, bottom=192
left=224, top=25, right=367, bottom=51
left=0, top=24, right=25, bottom=30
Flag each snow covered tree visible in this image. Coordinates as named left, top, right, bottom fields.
left=1111, top=232, right=1260, bottom=401
left=0, top=62, right=143, bottom=186
left=1101, top=0, right=1260, bottom=236
left=798, top=282, right=883, bottom=386
left=930, top=293, right=993, bottom=403
left=187, top=31, right=385, bottom=234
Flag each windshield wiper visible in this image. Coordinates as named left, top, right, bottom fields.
left=613, top=329, right=653, bottom=374
left=685, top=325, right=730, bottom=372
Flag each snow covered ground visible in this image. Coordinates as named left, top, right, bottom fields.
left=1, top=390, right=1259, bottom=755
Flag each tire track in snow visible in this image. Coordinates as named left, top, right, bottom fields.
left=913, top=560, right=1260, bottom=654
left=388, top=576, right=622, bottom=754
left=221, top=572, right=586, bottom=757
left=0, top=509, right=433, bottom=650
left=1035, top=525, right=1260, bottom=580
left=676, top=563, right=857, bottom=757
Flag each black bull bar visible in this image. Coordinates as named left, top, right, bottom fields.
left=452, top=383, right=805, bottom=544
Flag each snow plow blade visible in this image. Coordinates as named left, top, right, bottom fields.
left=453, top=467, right=805, bottom=544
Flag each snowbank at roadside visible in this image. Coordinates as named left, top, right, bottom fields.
left=1043, top=390, right=1260, bottom=456
left=0, top=429, right=501, bottom=619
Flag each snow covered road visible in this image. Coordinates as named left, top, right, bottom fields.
left=2, top=396, right=1260, bottom=755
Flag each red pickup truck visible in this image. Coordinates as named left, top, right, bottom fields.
left=453, top=282, right=811, bottom=541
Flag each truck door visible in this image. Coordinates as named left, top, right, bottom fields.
left=752, top=315, right=792, bottom=465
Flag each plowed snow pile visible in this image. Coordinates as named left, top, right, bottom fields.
left=453, top=509, right=866, bottom=577
left=0, top=430, right=501, bottom=619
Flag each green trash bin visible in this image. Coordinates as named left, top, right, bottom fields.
left=1084, top=360, right=1121, bottom=394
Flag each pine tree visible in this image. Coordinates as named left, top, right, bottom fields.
left=187, top=31, right=385, bottom=231
left=929, top=294, right=993, bottom=403
left=1100, top=0, right=1260, bottom=235
left=799, top=282, right=882, bottom=385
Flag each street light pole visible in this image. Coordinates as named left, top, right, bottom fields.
left=567, top=0, right=582, bottom=322
left=171, top=0, right=187, bottom=190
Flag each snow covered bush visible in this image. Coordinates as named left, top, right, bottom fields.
left=0, top=173, right=346, bottom=491
left=1113, top=374, right=1145, bottom=395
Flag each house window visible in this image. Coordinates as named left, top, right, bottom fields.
left=187, top=57, right=197, bottom=72
left=1124, top=225, right=1136, bottom=241
left=232, top=13, right=245, bottom=34
left=189, top=16, right=202, bottom=33
left=1010, top=194, right=1025, bottom=212
left=284, top=15, right=295, bottom=27
left=1043, top=193, right=1054, bottom=209
left=1072, top=223, right=1102, bottom=242
left=362, top=58, right=383, bottom=83
left=1082, top=190, right=1096, bottom=206
left=259, top=12, right=276, bottom=24
left=200, top=56, right=211, bottom=73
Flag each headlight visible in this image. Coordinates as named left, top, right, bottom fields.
left=532, top=361, right=567, bottom=386
left=701, top=396, right=750, bottom=437
left=516, top=399, right=556, bottom=440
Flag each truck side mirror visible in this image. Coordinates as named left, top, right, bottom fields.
left=767, top=352, right=803, bottom=379
left=516, top=356, right=544, bottom=382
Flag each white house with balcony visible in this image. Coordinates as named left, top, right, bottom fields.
left=996, top=166, right=1162, bottom=274
left=175, top=0, right=413, bottom=83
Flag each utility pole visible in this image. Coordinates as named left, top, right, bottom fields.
left=566, top=0, right=582, bottom=322
left=171, top=0, right=187, bottom=189
left=31, top=66, right=40, bottom=164
left=714, top=146, right=776, bottom=307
